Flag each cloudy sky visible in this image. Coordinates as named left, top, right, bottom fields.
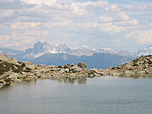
left=0, top=0, right=152, bottom=51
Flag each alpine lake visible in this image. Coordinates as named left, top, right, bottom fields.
left=0, top=76, right=152, bottom=114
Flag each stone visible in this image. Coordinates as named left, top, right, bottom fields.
left=59, top=69, right=65, bottom=74
left=4, top=78, right=12, bottom=85
left=24, top=61, right=33, bottom=65
left=88, top=74, right=95, bottom=78
left=24, top=61, right=35, bottom=69
left=112, top=72, right=120, bottom=76
left=9, top=73, right=20, bottom=79
left=64, top=68, right=69, bottom=73
left=70, top=66, right=82, bottom=73
left=125, top=71, right=136, bottom=77
left=0, top=54, right=14, bottom=63
left=0, top=80, right=6, bottom=87
left=77, top=63, right=87, bottom=70
left=138, top=71, right=147, bottom=75
left=49, top=65, right=56, bottom=68
left=12, top=57, right=18, bottom=64
left=89, top=68, right=98, bottom=73
left=38, top=64, right=46, bottom=68
left=24, top=77, right=32, bottom=81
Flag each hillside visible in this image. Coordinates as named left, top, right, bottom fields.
left=32, top=53, right=133, bottom=69
left=104, top=55, right=152, bottom=77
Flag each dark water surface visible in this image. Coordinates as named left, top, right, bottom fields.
left=0, top=76, right=152, bottom=114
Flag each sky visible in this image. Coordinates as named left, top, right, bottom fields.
left=0, top=0, right=152, bottom=51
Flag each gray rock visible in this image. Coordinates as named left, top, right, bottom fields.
left=24, top=61, right=35, bottom=69
left=0, top=54, right=14, bottom=63
left=0, top=80, right=6, bottom=88
left=12, top=57, right=18, bottom=63
left=125, top=71, right=136, bottom=77
left=77, top=63, right=87, bottom=70
left=64, top=68, right=69, bottom=73
left=138, top=71, right=147, bottom=75
left=112, top=72, right=120, bottom=76
left=9, top=73, right=20, bottom=79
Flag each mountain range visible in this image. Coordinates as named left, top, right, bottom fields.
left=0, top=41, right=151, bottom=69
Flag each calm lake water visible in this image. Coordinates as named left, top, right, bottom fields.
left=0, top=76, right=152, bottom=114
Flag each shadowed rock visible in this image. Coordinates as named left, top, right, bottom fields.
left=77, top=63, right=87, bottom=70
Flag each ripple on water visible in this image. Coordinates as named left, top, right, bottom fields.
left=0, top=76, right=152, bottom=114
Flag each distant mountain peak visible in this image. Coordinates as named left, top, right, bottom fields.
left=137, top=46, right=152, bottom=56
left=23, top=41, right=134, bottom=58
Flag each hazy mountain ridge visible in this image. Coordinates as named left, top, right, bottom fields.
left=0, top=48, right=23, bottom=57
left=22, top=41, right=135, bottom=58
left=0, top=41, right=152, bottom=69
left=30, top=53, right=133, bottom=69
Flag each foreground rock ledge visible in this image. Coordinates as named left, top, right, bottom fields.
left=103, top=55, right=152, bottom=78
left=1, top=54, right=152, bottom=88
left=0, top=54, right=103, bottom=88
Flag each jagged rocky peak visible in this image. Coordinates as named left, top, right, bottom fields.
left=97, top=48, right=133, bottom=57
left=98, top=48, right=116, bottom=54
left=0, top=54, right=18, bottom=64
left=56, top=43, right=71, bottom=53
left=69, top=46, right=97, bottom=56
left=25, top=41, right=71, bottom=54
left=137, top=46, right=152, bottom=56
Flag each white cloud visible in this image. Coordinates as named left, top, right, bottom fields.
left=11, top=22, right=40, bottom=29
left=117, top=12, right=130, bottom=21
left=22, top=0, right=57, bottom=6
left=99, top=16, right=113, bottom=22
left=70, top=2, right=88, bottom=16
left=105, top=4, right=120, bottom=12
left=119, top=2, right=152, bottom=15
left=127, top=30, right=152, bottom=44
left=0, top=0, right=151, bottom=50
left=0, top=10, right=15, bottom=17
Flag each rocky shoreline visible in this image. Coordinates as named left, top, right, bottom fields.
left=1, top=54, right=152, bottom=88
left=0, top=54, right=103, bottom=88
left=103, top=55, right=152, bottom=78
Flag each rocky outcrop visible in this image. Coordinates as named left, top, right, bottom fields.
left=1, top=54, right=151, bottom=88
left=0, top=54, right=103, bottom=88
left=77, top=63, right=87, bottom=70
left=0, top=54, right=18, bottom=64
left=103, top=55, right=152, bottom=78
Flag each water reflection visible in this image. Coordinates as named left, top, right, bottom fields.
left=0, top=76, right=152, bottom=114
left=78, top=78, right=87, bottom=84
left=2, top=75, right=152, bottom=90
left=59, top=78, right=87, bottom=85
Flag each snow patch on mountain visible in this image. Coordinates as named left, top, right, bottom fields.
left=137, top=46, right=152, bottom=56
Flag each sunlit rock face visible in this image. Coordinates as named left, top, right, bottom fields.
left=103, top=55, right=152, bottom=78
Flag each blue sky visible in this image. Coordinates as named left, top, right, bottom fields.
left=0, top=0, right=152, bottom=51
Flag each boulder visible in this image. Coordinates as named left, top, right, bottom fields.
left=77, top=63, right=87, bottom=70
left=64, top=68, right=69, bottom=73
left=70, top=65, right=82, bottom=73
left=0, top=80, right=6, bottom=88
left=0, top=54, right=13, bottom=63
left=12, top=57, right=18, bottom=64
left=125, top=71, right=136, bottom=77
left=59, top=69, right=65, bottom=74
left=38, top=64, right=46, bottom=68
left=88, top=68, right=104, bottom=76
left=49, top=65, right=56, bottom=68
left=9, top=73, right=20, bottom=80
left=24, top=61, right=35, bottom=69
left=138, top=71, right=147, bottom=75
left=112, top=72, right=120, bottom=76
